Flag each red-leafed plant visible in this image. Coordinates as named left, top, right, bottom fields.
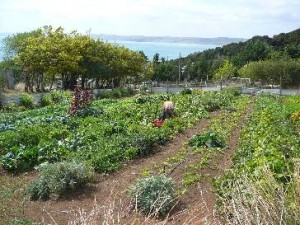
left=68, top=86, right=92, bottom=116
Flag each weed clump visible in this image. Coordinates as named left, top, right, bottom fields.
left=28, top=161, right=94, bottom=200
left=129, top=175, right=176, bottom=217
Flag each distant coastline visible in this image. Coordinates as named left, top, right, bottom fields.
left=0, top=32, right=246, bottom=45
left=93, top=34, right=247, bottom=45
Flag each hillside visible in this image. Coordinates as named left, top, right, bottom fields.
left=168, top=28, right=300, bottom=86
left=183, top=27, right=300, bottom=61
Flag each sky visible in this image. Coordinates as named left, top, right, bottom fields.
left=0, top=0, right=299, bottom=39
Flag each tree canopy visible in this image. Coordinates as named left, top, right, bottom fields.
left=0, top=26, right=150, bottom=91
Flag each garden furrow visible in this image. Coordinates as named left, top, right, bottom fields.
left=165, top=96, right=254, bottom=225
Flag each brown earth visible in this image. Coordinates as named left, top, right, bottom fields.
left=7, top=101, right=252, bottom=225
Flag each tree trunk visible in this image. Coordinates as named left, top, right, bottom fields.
left=81, top=76, right=85, bottom=89
left=30, top=74, right=34, bottom=93
left=41, top=73, right=45, bottom=92
left=95, top=78, right=100, bottom=89
left=49, top=75, right=55, bottom=91
left=36, top=73, right=40, bottom=92
left=24, top=72, right=29, bottom=93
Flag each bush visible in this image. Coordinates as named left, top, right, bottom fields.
left=28, top=161, right=95, bottom=200
left=223, top=87, right=242, bottom=96
left=180, top=88, right=192, bottom=95
left=20, top=93, right=34, bottom=109
left=129, top=175, right=176, bottom=217
left=40, top=94, right=53, bottom=107
left=49, top=90, right=65, bottom=103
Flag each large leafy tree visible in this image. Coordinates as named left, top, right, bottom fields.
left=232, top=39, right=272, bottom=68
left=214, top=59, right=236, bottom=81
left=2, top=26, right=149, bottom=91
left=238, top=59, right=300, bottom=86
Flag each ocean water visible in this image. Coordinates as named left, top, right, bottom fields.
left=107, top=40, right=219, bottom=60
left=0, top=35, right=5, bottom=60
left=0, top=34, right=219, bottom=61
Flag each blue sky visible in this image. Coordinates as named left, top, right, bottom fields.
left=0, top=0, right=299, bottom=38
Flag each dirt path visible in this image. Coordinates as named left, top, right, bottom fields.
left=22, top=99, right=253, bottom=224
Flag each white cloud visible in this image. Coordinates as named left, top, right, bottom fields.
left=0, top=0, right=299, bottom=37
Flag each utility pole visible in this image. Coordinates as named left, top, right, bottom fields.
left=178, top=52, right=181, bottom=84
left=279, top=75, right=282, bottom=96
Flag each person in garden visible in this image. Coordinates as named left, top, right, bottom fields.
left=161, top=101, right=175, bottom=120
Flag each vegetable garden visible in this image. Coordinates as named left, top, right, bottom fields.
left=0, top=89, right=299, bottom=224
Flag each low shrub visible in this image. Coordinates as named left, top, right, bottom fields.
left=49, top=90, right=65, bottom=103
left=28, top=161, right=95, bottom=200
left=40, top=94, right=53, bottom=107
left=180, top=88, right=192, bottom=95
left=129, top=175, right=176, bottom=217
left=20, top=93, right=34, bottom=109
left=223, top=87, right=242, bottom=96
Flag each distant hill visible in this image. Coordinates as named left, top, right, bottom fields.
left=171, top=27, right=300, bottom=86
left=92, top=34, right=247, bottom=45
left=0, top=32, right=246, bottom=45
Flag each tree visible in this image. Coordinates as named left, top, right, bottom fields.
left=238, top=59, right=300, bottom=87
left=214, top=59, right=236, bottom=81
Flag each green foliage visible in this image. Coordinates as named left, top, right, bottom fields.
left=130, top=175, right=176, bottom=217
left=189, top=131, right=225, bottom=148
left=0, top=91, right=240, bottom=173
left=0, top=75, right=4, bottom=91
left=223, top=87, right=241, bottom=96
left=214, top=59, right=236, bottom=81
left=180, top=88, right=192, bottom=95
left=0, top=123, right=74, bottom=171
left=27, top=161, right=94, bottom=200
left=40, top=94, right=53, bottom=107
left=9, top=218, right=35, bottom=225
left=20, top=93, right=34, bottom=109
left=2, top=145, right=38, bottom=171
left=215, top=95, right=300, bottom=223
left=238, top=59, right=300, bottom=86
left=49, top=90, right=66, bottom=103
left=2, top=26, right=148, bottom=91
left=99, top=87, right=136, bottom=99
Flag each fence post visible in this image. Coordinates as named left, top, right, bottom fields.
left=166, top=80, right=169, bottom=93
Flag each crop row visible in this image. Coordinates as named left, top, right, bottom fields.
left=215, top=94, right=300, bottom=224
left=145, top=94, right=251, bottom=189
left=0, top=89, right=240, bottom=173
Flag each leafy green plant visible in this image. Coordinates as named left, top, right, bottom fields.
left=27, top=161, right=95, bottom=200
left=49, top=90, right=65, bottom=103
left=189, top=131, right=225, bottom=148
left=20, top=93, right=34, bottom=109
left=129, top=175, right=176, bottom=217
left=40, top=94, right=53, bottom=107
left=2, top=145, right=38, bottom=171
